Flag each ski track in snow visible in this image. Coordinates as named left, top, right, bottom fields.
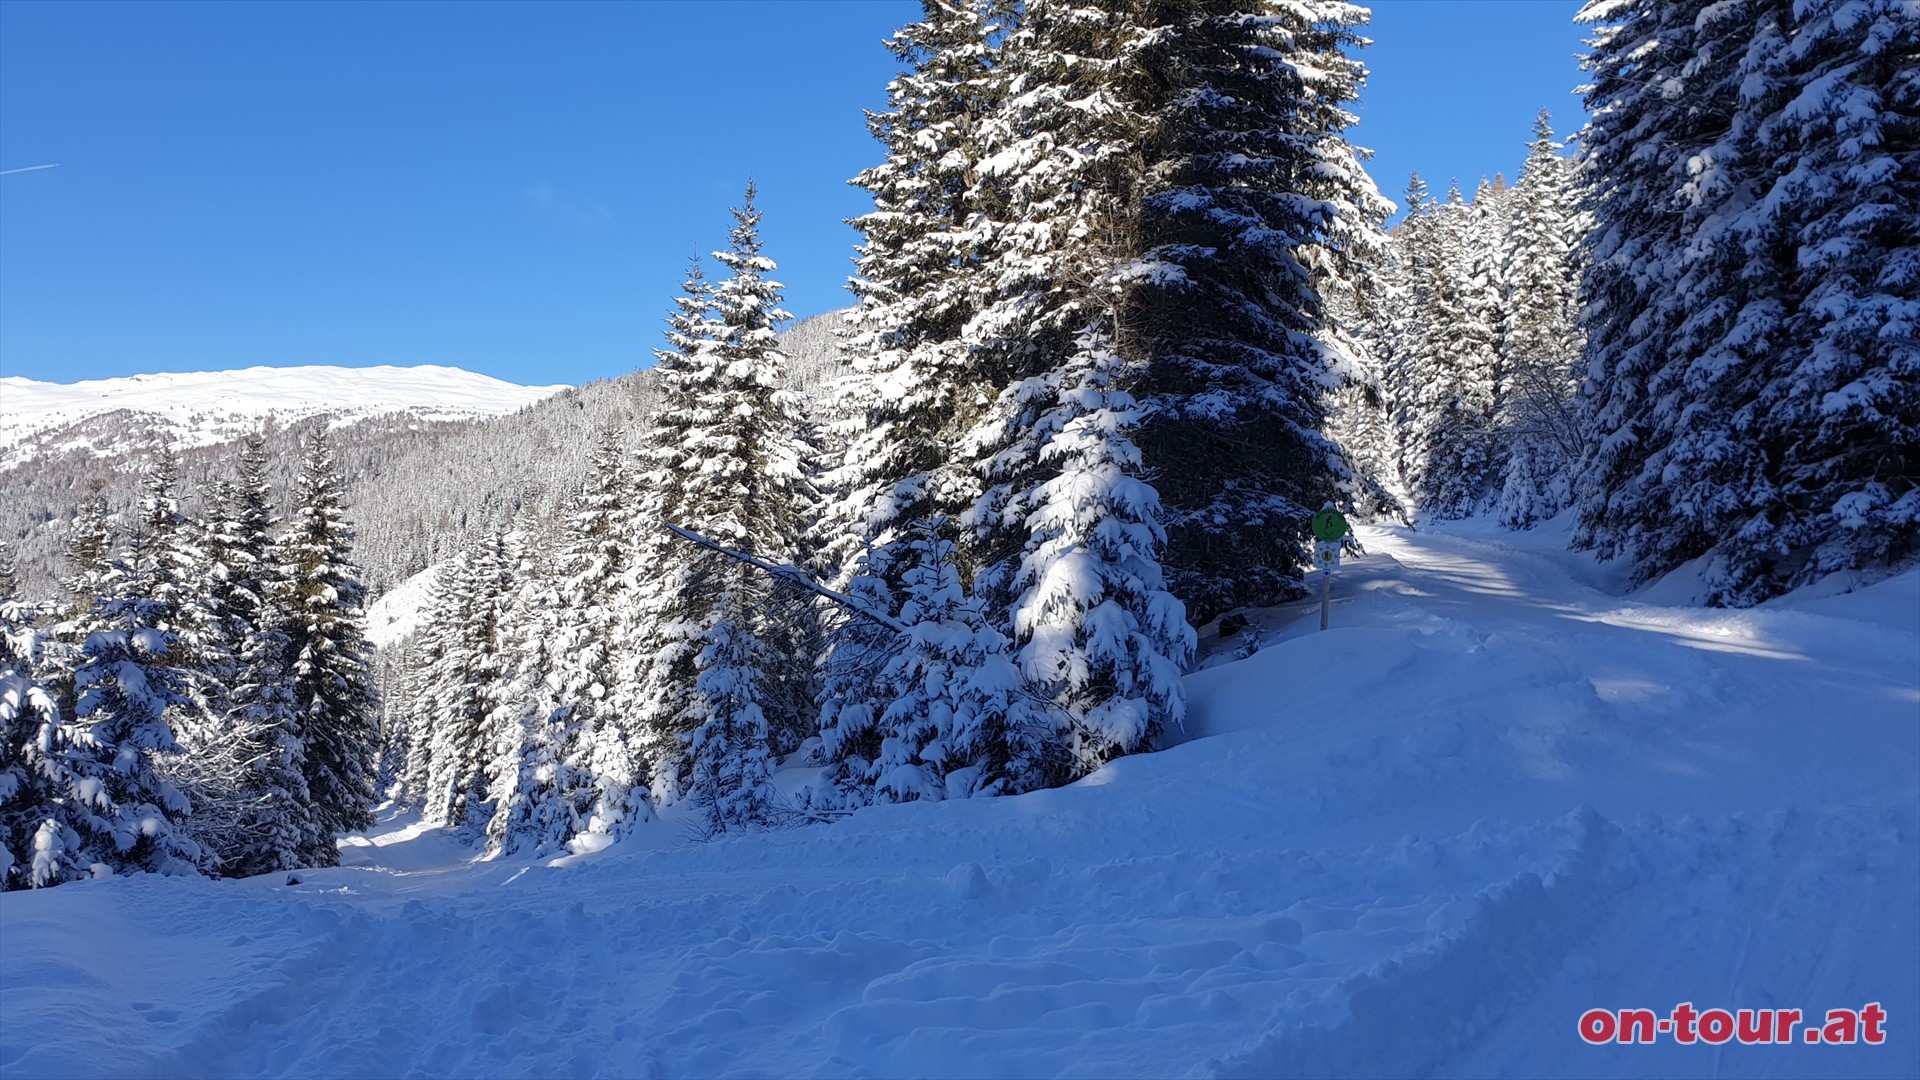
left=2, top=522, right=1915, bottom=1079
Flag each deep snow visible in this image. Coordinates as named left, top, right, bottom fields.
left=3, top=520, right=1915, bottom=1079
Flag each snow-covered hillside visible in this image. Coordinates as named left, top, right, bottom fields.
left=0, top=364, right=569, bottom=460
left=364, top=562, right=443, bottom=650
left=3, top=521, right=1913, bottom=1079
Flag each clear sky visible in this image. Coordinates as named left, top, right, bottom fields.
left=0, top=1, right=1586, bottom=388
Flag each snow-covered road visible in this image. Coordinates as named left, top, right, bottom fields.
left=4, top=522, right=1915, bottom=1079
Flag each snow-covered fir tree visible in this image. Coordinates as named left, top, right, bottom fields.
left=35, top=522, right=203, bottom=885
left=1402, top=182, right=1503, bottom=519
left=220, top=609, right=312, bottom=876
left=836, top=0, right=1010, bottom=580
left=836, top=0, right=1388, bottom=786
left=422, top=530, right=515, bottom=836
left=629, top=186, right=818, bottom=823
left=282, top=430, right=380, bottom=858
left=623, top=258, right=719, bottom=793
left=554, top=424, right=649, bottom=845
left=960, top=0, right=1140, bottom=602
left=484, top=523, right=598, bottom=857
left=1126, top=0, right=1392, bottom=617
left=686, top=613, right=775, bottom=834
left=1496, top=110, right=1586, bottom=528
left=1351, top=125, right=1585, bottom=530
left=135, top=447, right=228, bottom=731
left=0, top=585, right=58, bottom=887
left=872, top=519, right=1047, bottom=800
left=820, top=0, right=1012, bottom=798
left=948, top=0, right=1200, bottom=779
left=1572, top=0, right=1917, bottom=602
left=812, top=543, right=904, bottom=806
left=688, top=183, right=821, bottom=757
left=1007, top=332, right=1195, bottom=775
left=168, top=435, right=322, bottom=874
left=57, top=482, right=113, bottom=624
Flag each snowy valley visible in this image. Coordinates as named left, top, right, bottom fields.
left=5, top=521, right=1915, bottom=1078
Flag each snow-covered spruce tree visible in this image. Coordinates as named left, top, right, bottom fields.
left=686, top=613, right=775, bottom=835
left=1700, top=0, right=1918, bottom=597
left=622, top=258, right=717, bottom=793
left=220, top=610, right=312, bottom=876
left=152, top=451, right=232, bottom=737
left=870, top=518, right=1048, bottom=800
left=836, top=0, right=1011, bottom=581
left=393, top=563, right=460, bottom=807
left=811, top=543, right=903, bottom=807
left=554, top=424, right=649, bottom=845
left=373, top=639, right=417, bottom=801
left=485, top=699, right=589, bottom=857
left=1380, top=173, right=1438, bottom=495
left=961, top=0, right=1141, bottom=603
left=485, top=523, right=597, bottom=857
left=0, top=581, right=57, bottom=886
left=949, top=0, right=1193, bottom=777
left=693, top=184, right=822, bottom=758
left=818, top=2, right=1013, bottom=776
left=1497, top=110, right=1586, bottom=529
left=203, top=434, right=283, bottom=666
left=221, top=435, right=313, bottom=868
left=1320, top=233, right=1402, bottom=513
left=1406, top=183, right=1504, bottom=519
left=1125, top=0, right=1392, bottom=618
left=166, top=436, right=322, bottom=874
left=1573, top=0, right=1917, bottom=602
left=631, top=187, right=817, bottom=816
left=423, top=530, right=514, bottom=837
left=0, top=542, right=16, bottom=605
left=29, top=521, right=204, bottom=885
left=1744, top=0, right=1920, bottom=589
left=1007, top=331, right=1195, bottom=776
left=283, top=430, right=380, bottom=858
left=1573, top=0, right=1757, bottom=580
left=96, top=448, right=227, bottom=747
left=58, top=481, right=113, bottom=624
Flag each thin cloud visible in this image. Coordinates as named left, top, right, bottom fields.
left=526, top=182, right=612, bottom=228
left=0, top=164, right=60, bottom=176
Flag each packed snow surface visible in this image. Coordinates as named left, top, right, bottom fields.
left=0, top=364, right=569, bottom=453
left=3, top=521, right=1915, bottom=1078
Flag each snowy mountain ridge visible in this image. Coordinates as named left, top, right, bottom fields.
left=0, top=364, right=570, bottom=463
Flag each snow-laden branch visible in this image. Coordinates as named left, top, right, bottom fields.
left=663, top=524, right=908, bottom=633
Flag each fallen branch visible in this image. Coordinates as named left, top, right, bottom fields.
left=663, top=524, right=908, bottom=633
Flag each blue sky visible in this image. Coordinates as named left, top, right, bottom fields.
left=0, top=1, right=1585, bottom=388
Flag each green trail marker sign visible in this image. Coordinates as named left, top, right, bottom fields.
left=1312, top=507, right=1350, bottom=542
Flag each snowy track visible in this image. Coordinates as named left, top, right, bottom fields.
left=4, top=523, right=1916, bottom=1079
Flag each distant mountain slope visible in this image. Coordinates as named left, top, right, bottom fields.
left=0, top=311, right=854, bottom=604
left=0, top=364, right=568, bottom=463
